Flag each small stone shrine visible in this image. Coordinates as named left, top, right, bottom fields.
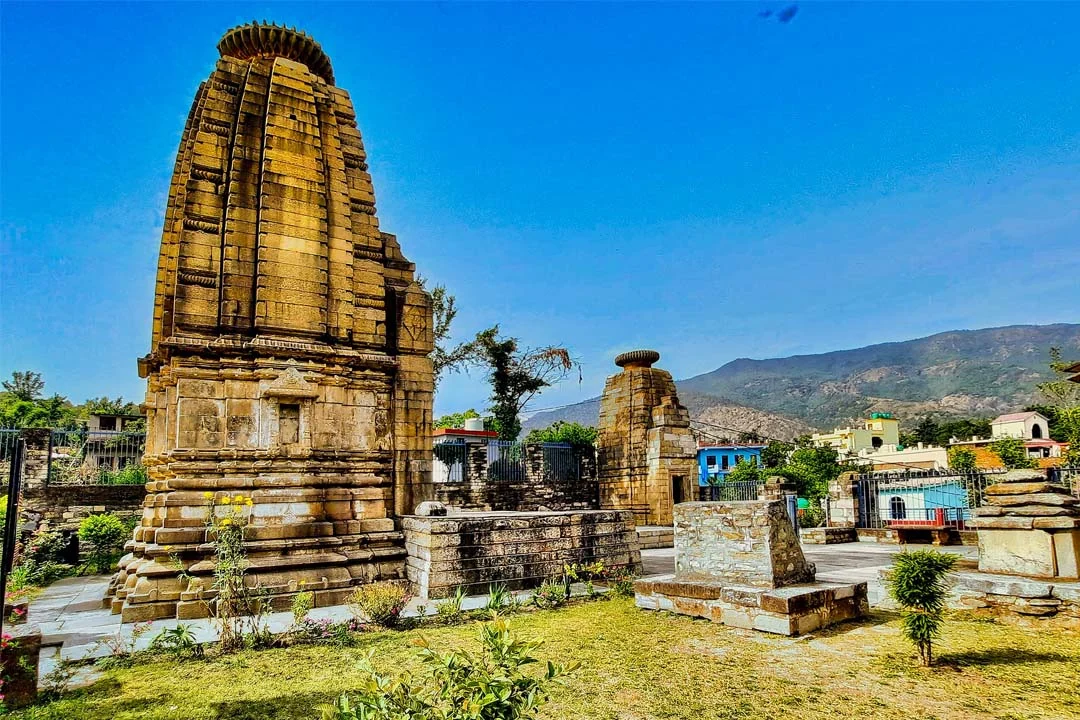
left=596, top=350, right=697, bottom=526
left=635, top=500, right=868, bottom=635
left=108, top=23, right=434, bottom=621
left=972, top=469, right=1080, bottom=579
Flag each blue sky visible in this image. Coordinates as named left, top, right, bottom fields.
left=2, top=2, right=1078, bottom=417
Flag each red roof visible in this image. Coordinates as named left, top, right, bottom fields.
left=993, top=411, right=1044, bottom=423
left=433, top=428, right=499, bottom=439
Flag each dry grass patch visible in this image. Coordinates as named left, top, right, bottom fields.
left=12, top=599, right=1080, bottom=720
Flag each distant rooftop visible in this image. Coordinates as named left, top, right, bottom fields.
left=992, top=411, right=1044, bottom=423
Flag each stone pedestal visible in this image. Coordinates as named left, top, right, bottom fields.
left=596, top=350, right=697, bottom=526
left=634, top=501, right=867, bottom=636
left=973, top=470, right=1080, bottom=580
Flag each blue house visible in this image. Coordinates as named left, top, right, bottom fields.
left=697, top=444, right=766, bottom=485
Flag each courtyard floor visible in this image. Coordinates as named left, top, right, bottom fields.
left=13, top=595, right=1079, bottom=720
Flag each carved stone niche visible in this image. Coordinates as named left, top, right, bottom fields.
left=261, top=366, right=320, bottom=452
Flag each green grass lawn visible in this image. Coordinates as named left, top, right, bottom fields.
left=15, top=599, right=1080, bottom=720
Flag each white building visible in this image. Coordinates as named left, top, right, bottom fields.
left=991, top=411, right=1051, bottom=441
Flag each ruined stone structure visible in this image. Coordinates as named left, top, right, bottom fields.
left=635, top=501, right=867, bottom=636
left=108, top=23, right=434, bottom=621
left=972, top=469, right=1080, bottom=580
left=596, top=350, right=697, bottom=526
left=404, top=509, right=641, bottom=599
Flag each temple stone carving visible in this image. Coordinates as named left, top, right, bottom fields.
left=596, top=350, right=697, bottom=526
left=107, top=23, right=434, bottom=621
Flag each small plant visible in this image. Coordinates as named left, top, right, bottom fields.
left=149, top=624, right=204, bottom=660
left=316, top=616, right=579, bottom=720
left=293, top=617, right=366, bottom=646
left=346, top=581, right=411, bottom=628
left=292, top=590, right=315, bottom=626
left=531, top=580, right=567, bottom=609
left=565, top=561, right=606, bottom=597
left=38, top=657, right=78, bottom=701
left=886, top=550, right=959, bottom=666
left=605, top=567, right=638, bottom=599
left=485, top=582, right=510, bottom=611
left=435, top=585, right=467, bottom=622
left=78, top=514, right=128, bottom=573
left=95, top=621, right=154, bottom=669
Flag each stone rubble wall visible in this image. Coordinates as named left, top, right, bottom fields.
left=674, top=501, right=815, bottom=588
left=403, top=510, right=641, bottom=599
left=949, top=572, right=1080, bottom=621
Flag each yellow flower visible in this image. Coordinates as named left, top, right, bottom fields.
left=245, top=499, right=254, bottom=506
left=202, top=492, right=214, bottom=500
left=220, top=496, right=232, bottom=505
left=219, top=518, right=233, bottom=527
left=163, top=546, right=174, bottom=552
left=298, top=580, right=306, bottom=587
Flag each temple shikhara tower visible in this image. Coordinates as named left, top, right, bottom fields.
left=108, top=23, right=434, bottom=621
left=596, top=350, right=697, bottom=526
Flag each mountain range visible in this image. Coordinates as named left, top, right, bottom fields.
left=523, top=323, right=1080, bottom=437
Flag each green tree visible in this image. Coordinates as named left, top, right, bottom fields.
left=990, top=436, right=1037, bottom=470
left=524, top=421, right=598, bottom=448
left=913, top=417, right=939, bottom=446
left=1035, top=348, right=1080, bottom=466
left=468, top=327, right=576, bottom=441
left=781, top=445, right=844, bottom=501
left=727, top=457, right=764, bottom=484
left=886, top=550, right=959, bottom=666
left=934, top=417, right=992, bottom=446
left=947, top=446, right=977, bottom=472
left=434, top=409, right=481, bottom=429
left=82, top=396, right=140, bottom=416
left=2, top=371, right=45, bottom=401
left=417, top=278, right=477, bottom=391
left=760, top=440, right=793, bottom=469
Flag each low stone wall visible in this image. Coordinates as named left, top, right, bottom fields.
left=403, top=510, right=641, bottom=599
left=950, top=572, right=1080, bottom=621
left=636, top=525, right=674, bottom=549
left=854, top=527, right=977, bottom=545
left=18, top=484, right=146, bottom=532
left=800, top=527, right=858, bottom=544
left=430, top=478, right=598, bottom=512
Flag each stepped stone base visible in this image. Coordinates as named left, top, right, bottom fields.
left=637, top=525, right=674, bottom=549
left=634, top=575, right=868, bottom=636
left=403, top=509, right=641, bottom=599
left=949, top=571, right=1080, bottom=621
left=800, top=527, right=858, bottom=544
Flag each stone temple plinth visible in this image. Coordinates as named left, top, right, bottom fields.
left=972, top=469, right=1080, bottom=580
left=107, top=23, right=434, bottom=622
left=635, top=501, right=868, bottom=636
left=596, top=350, right=697, bottom=526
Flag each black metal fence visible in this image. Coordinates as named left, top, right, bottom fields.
left=697, top=480, right=761, bottom=502
left=855, top=469, right=1006, bottom=529
left=0, top=427, right=148, bottom=486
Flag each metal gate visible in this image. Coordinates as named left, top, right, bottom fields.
left=855, top=469, right=1003, bottom=529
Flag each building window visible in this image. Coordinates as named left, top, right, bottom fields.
left=735, top=454, right=743, bottom=465
left=889, top=496, right=906, bottom=521
left=1031, top=423, right=1043, bottom=439
left=721, top=456, right=729, bottom=470
left=706, top=455, right=716, bottom=467
left=872, top=436, right=883, bottom=449
left=99, top=416, right=116, bottom=431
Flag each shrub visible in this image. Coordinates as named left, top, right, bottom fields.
left=990, top=436, right=1038, bottom=470
left=317, top=617, right=578, bottom=720
left=435, top=586, right=467, bottom=622
left=524, top=421, right=598, bottom=448
left=346, top=581, right=411, bottom=628
left=484, top=583, right=510, bottom=611
left=947, top=447, right=978, bottom=472
left=531, top=580, right=567, bottom=609
left=78, top=513, right=128, bottom=573
left=292, top=590, right=314, bottom=626
left=801, top=503, right=826, bottom=529
left=149, top=624, right=204, bottom=660
left=886, top=550, right=959, bottom=666
left=605, top=567, right=638, bottom=599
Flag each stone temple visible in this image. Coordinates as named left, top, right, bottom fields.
left=596, top=350, right=697, bottom=526
left=108, top=23, right=434, bottom=621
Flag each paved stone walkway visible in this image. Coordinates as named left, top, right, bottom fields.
left=27, top=540, right=977, bottom=682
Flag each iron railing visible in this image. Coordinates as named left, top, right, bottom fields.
left=487, top=440, right=527, bottom=483
left=48, top=428, right=146, bottom=485
left=698, top=480, right=761, bottom=502
left=855, top=469, right=1005, bottom=529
